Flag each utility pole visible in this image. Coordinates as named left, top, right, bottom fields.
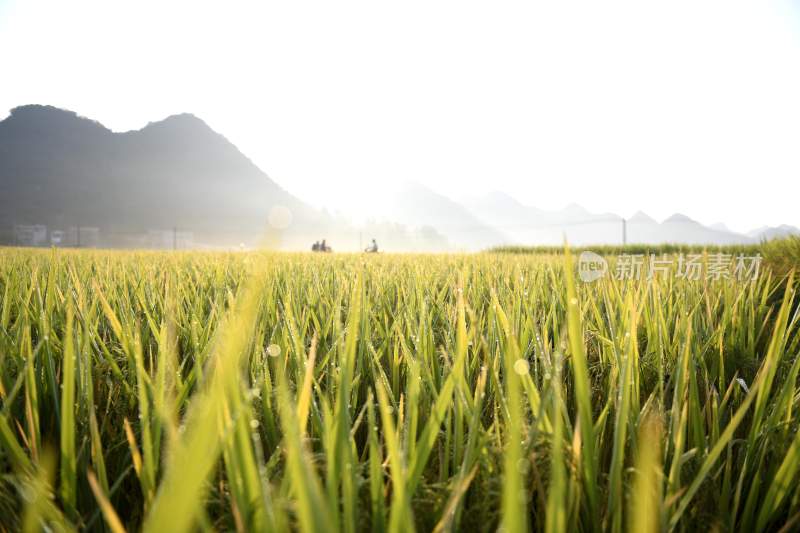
left=173, top=227, right=177, bottom=251
left=622, top=218, right=627, bottom=246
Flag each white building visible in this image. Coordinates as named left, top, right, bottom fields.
left=50, top=230, right=65, bottom=246
left=66, top=226, right=100, bottom=248
left=13, top=225, right=48, bottom=246
left=147, top=229, right=194, bottom=249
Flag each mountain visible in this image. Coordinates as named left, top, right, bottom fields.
left=662, top=213, right=697, bottom=224
left=462, top=190, right=549, bottom=233
left=461, top=192, right=761, bottom=247
left=629, top=211, right=657, bottom=224
left=710, top=222, right=731, bottom=232
left=626, top=213, right=750, bottom=245
left=3, top=105, right=793, bottom=251
left=383, top=182, right=509, bottom=250
left=748, top=225, right=800, bottom=241
left=461, top=193, right=620, bottom=245
left=0, top=105, right=325, bottom=246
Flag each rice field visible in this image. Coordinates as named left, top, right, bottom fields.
left=0, top=247, right=798, bottom=532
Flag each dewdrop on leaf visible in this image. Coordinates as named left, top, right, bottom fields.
left=267, top=344, right=281, bottom=357
left=513, top=358, right=530, bottom=375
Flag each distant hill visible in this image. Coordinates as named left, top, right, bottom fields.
left=462, top=192, right=619, bottom=245
left=748, top=225, right=800, bottom=242
left=628, top=212, right=752, bottom=245
left=462, top=191, right=550, bottom=232
left=461, top=192, right=757, bottom=246
left=3, top=104, right=795, bottom=251
left=383, top=182, right=510, bottom=250
left=0, top=105, right=325, bottom=246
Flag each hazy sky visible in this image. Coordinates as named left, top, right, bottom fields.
left=1, top=0, right=799, bottom=232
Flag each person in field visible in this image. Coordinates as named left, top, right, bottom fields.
left=311, top=241, right=320, bottom=251
left=365, top=238, right=379, bottom=253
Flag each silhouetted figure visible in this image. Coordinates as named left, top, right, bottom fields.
left=312, top=241, right=320, bottom=252
left=365, top=238, right=379, bottom=253
left=321, top=239, right=331, bottom=252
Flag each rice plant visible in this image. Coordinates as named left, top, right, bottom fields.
left=0, top=247, right=798, bottom=532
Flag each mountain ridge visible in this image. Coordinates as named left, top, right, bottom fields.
left=0, top=104, right=321, bottom=246
left=3, top=104, right=798, bottom=249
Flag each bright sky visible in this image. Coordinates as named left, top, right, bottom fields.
left=1, top=0, right=799, bottom=232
